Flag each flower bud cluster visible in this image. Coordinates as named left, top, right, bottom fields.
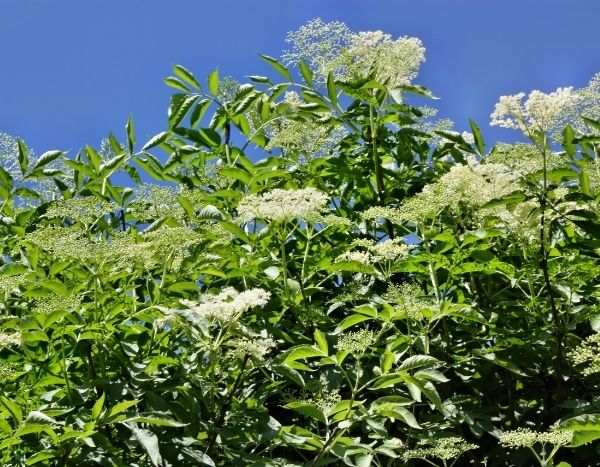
left=499, top=427, right=572, bottom=449
left=335, top=329, right=376, bottom=354
left=569, top=332, right=600, bottom=376
left=402, top=436, right=477, bottom=462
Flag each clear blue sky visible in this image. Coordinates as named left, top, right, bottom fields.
left=2, top=0, right=599, bottom=155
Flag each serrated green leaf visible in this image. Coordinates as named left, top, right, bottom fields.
left=398, top=355, right=440, bottom=372
left=17, top=139, right=29, bottom=175
left=298, top=61, right=313, bottom=86
left=260, top=55, right=291, bottom=80
left=31, top=150, right=62, bottom=171
left=92, top=393, right=106, bottom=419
left=164, top=76, right=190, bottom=92
left=313, top=329, right=328, bottom=355
left=173, top=64, right=201, bottom=89
left=142, top=131, right=170, bottom=151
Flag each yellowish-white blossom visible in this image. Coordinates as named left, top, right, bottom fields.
left=142, top=226, right=203, bottom=269
left=266, top=118, right=345, bottom=159
left=228, top=335, right=276, bottom=361
left=392, top=161, right=519, bottom=225
left=32, top=294, right=81, bottom=315
left=361, top=206, right=404, bottom=225
left=237, top=188, right=328, bottom=223
left=569, top=332, right=600, bottom=376
left=282, top=18, right=353, bottom=83
left=490, top=199, right=540, bottom=243
left=180, top=287, right=270, bottom=322
left=128, top=185, right=185, bottom=221
left=370, top=238, right=410, bottom=261
left=0, top=331, right=22, bottom=348
left=42, top=197, right=115, bottom=225
left=342, top=31, right=425, bottom=87
left=282, top=18, right=425, bottom=87
left=486, top=143, right=563, bottom=177
left=0, top=361, right=20, bottom=379
left=0, top=274, right=26, bottom=297
left=490, top=87, right=578, bottom=134
left=384, top=282, right=431, bottom=320
left=336, top=238, right=409, bottom=265
left=335, top=250, right=373, bottom=265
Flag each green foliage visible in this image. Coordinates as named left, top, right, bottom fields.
left=1, top=20, right=600, bottom=467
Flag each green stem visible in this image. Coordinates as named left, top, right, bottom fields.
left=534, top=133, right=564, bottom=404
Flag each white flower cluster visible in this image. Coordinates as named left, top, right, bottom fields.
left=142, top=226, right=203, bottom=269
left=265, top=117, right=345, bottom=160
left=237, top=188, right=328, bottom=223
left=335, top=329, right=376, bottom=354
left=490, top=199, right=540, bottom=243
left=499, top=427, right=572, bottom=449
left=24, top=225, right=202, bottom=271
left=181, top=287, right=271, bottom=322
left=282, top=18, right=353, bottom=83
left=336, top=238, right=409, bottom=265
left=569, top=72, right=600, bottom=134
left=282, top=18, right=425, bottom=87
left=0, top=274, right=26, bottom=296
left=486, top=143, right=563, bottom=176
left=316, top=214, right=352, bottom=228
left=390, top=161, right=519, bottom=225
left=402, top=437, right=477, bottom=462
left=0, top=331, right=22, bottom=348
left=370, top=238, right=410, bottom=261
left=32, top=294, right=81, bottom=315
left=568, top=332, right=600, bottom=376
left=261, top=91, right=346, bottom=160
left=335, top=250, right=373, bottom=265
left=343, top=31, right=425, bottom=88
left=128, top=185, right=186, bottom=222
left=43, top=197, right=115, bottom=225
left=0, top=361, right=20, bottom=379
left=361, top=206, right=404, bottom=225
left=490, top=87, right=578, bottom=134
left=0, top=132, right=22, bottom=179
left=384, top=282, right=431, bottom=320
left=228, top=335, right=276, bottom=361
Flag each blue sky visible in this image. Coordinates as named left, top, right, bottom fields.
left=2, top=0, right=599, bottom=155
